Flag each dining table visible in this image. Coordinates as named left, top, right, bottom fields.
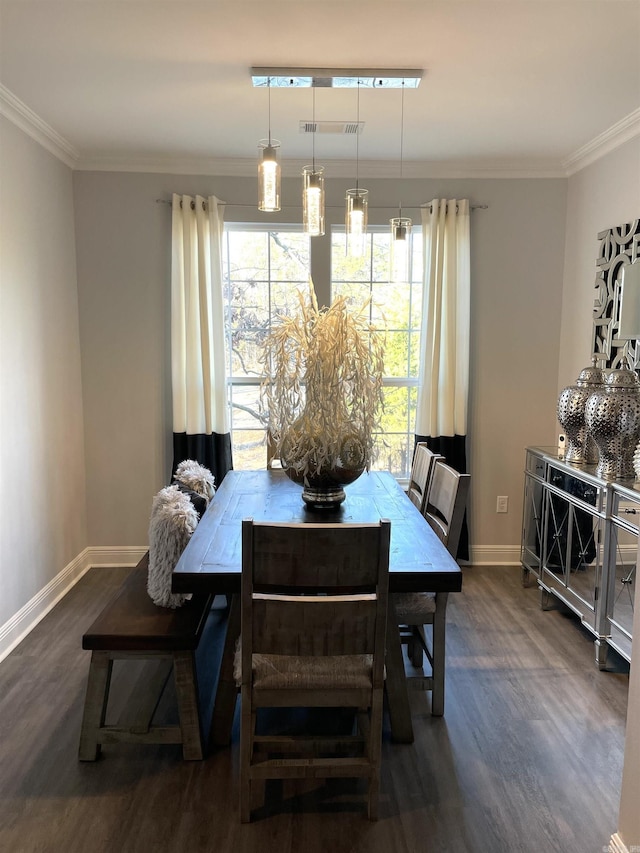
left=172, top=468, right=463, bottom=746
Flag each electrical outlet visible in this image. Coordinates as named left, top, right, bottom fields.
left=496, top=495, right=509, bottom=513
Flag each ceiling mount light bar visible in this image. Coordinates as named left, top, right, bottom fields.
left=251, top=67, right=423, bottom=89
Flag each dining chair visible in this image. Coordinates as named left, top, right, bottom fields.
left=239, top=518, right=391, bottom=822
left=396, top=460, right=470, bottom=715
left=407, top=442, right=444, bottom=513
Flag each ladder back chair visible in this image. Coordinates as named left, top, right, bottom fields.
left=396, top=460, right=470, bottom=715
left=239, top=518, right=391, bottom=822
left=407, top=443, right=444, bottom=513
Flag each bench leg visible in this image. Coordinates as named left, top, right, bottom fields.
left=173, top=651, right=204, bottom=760
left=79, top=650, right=113, bottom=761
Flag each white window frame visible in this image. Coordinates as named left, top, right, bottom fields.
left=222, top=223, right=310, bottom=469
left=331, top=224, right=423, bottom=483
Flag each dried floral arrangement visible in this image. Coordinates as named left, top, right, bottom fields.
left=260, top=284, right=385, bottom=483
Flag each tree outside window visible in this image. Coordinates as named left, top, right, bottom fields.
left=222, top=224, right=421, bottom=479
left=223, top=226, right=310, bottom=469
left=332, top=227, right=423, bottom=481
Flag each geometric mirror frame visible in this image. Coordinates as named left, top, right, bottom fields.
left=592, top=219, right=640, bottom=369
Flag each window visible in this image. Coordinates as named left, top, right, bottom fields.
left=332, top=227, right=423, bottom=480
left=222, top=225, right=310, bottom=469
left=223, top=223, right=422, bottom=479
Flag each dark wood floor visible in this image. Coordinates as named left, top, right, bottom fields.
left=0, top=564, right=629, bottom=853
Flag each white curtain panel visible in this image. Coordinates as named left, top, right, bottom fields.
left=415, top=199, right=470, bottom=438
left=171, top=193, right=229, bottom=436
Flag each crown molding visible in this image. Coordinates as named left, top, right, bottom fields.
left=563, top=107, right=640, bottom=176
left=0, top=84, right=79, bottom=168
left=2, top=82, right=636, bottom=179
left=75, top=153, right=566, bottom=180
left=75, top=154, right=254, bottom=176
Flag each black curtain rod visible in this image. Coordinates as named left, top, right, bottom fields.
left=156, top=198, right=488, bottom=211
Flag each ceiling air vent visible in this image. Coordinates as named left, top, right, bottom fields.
left=299, top=120, right=364, bottom=135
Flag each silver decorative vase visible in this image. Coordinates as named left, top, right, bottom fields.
left=282, top=430, right=367, bottom=510
left=557, top=361, right=605, bottom=463
left=585, top=368, right=640, bottom=480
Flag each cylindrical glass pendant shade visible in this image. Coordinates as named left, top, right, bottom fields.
left=345, top=189, right=368, bottom=256
left=258, top=139, right=281, bottom=212
left=302, top=166, right=325, bottom=236
left=389, top=217, right=412, bottom=282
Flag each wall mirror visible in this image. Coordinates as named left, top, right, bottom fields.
left=618, top=260, right=640, bottom=340
left=592, top=220, right=640, bottom=369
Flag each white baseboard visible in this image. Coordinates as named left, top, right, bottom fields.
left=467, top=543, right=636, bottom=568
left=0, top=548, right=92, bottom=663
left=0, top=546, right=147, bottom=664
left=608, top=832, right=630, bottom=853
left=86, top=545, right=148, bottom=568
left=469, top=545, right=520, bottom=566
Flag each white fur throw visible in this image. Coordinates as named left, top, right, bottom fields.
left=174, top=459, right=216, bottom=504
left=147, top=485, right=197, bottom=608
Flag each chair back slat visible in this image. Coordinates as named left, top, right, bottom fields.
left=241, top=519, right=390, bottom=682
left=249, top=522, right=385, bottom=589
left=424, top=512, right=448, bottom=544
left=408, top=443, right=444, bottom=512
left=252, top=596, right=378, bottom=656
left=424, top=461, right=470, bottom=557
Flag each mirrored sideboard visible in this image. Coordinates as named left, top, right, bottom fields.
left=521, top=446, right=636, bottom=667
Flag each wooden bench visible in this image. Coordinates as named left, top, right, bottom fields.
left=79, top=553, right=214, bottom=761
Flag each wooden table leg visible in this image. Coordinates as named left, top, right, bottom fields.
left=385, top=595, right=414, bottom=743
left=209, top=593, right=241, bottom=748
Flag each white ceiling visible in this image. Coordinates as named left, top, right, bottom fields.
left=1, top=0, right=639, bottom=177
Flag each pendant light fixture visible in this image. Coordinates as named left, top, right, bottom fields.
left=258, top=77, right=281, bottom=212
left=302, top=87, right=325, bottom=236
left=389, top=80, right=411, bottom=283
left=345, top=79, right=368, bottom=257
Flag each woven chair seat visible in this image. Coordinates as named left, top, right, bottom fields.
left=394, top=591, right=436, bottom=623
left=236, top=652, right=373, bottom=691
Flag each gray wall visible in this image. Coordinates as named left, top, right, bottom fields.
left=559, top=135, right=640, bottom=850
left=0, top=117, right=87, bottom=631
left=73, top=170, right=567, bottom=558
left=559, top=137, right=640, bottom=390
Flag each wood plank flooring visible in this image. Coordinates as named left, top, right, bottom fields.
left=0, top=564, right=629, bottom=853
